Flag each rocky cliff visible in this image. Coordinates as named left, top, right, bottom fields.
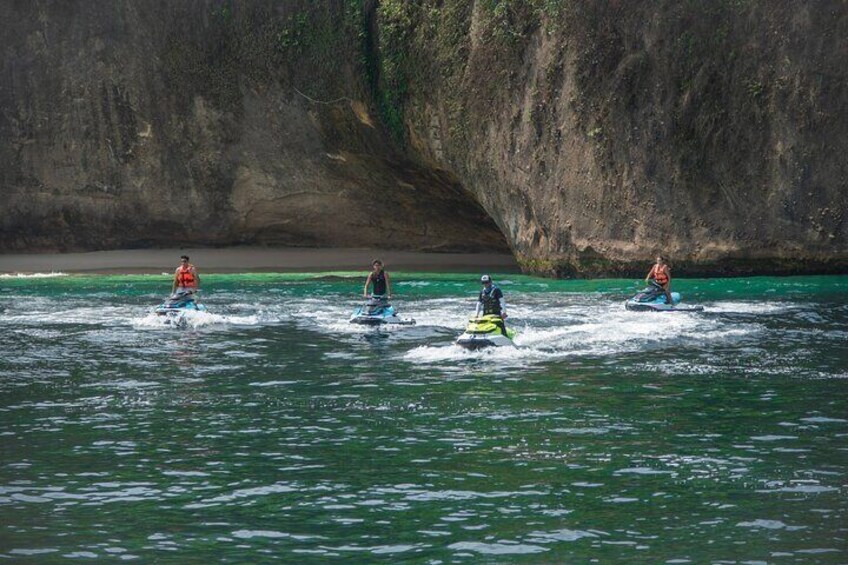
left=2, top=0, right=846, bottom=275
left=0, top=0, right=509, bottom=253
left=381, top=0, right=848, bottom=275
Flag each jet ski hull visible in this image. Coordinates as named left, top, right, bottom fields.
left=349, top=299, right=415, bottom=326
left=455, top=315, right=516, bottom=350
left=456, top=333, right=515, bottom=350
left=625, top=288, right=703, bottom=312
left=154, top=302, right=207, bottom=316
left=625, top=300, right=704, bottom=312
left=154, top=293, right=207, bottom=325
left=154, top=304, right=207, bottom=315
left=349, top=314, right=415, bottom=326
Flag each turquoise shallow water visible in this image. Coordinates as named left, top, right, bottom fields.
left=1, top=273, right=847, bottom=563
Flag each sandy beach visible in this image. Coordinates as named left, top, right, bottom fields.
left=0, top=247, right=520, bottom=275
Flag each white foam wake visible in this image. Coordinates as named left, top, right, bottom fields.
left=400, top=294, right=762, bottom=366
left=133, top=309, right=260, bottom=329
left=0, top=272, right=68, bottom=278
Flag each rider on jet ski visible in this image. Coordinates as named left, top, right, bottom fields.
left=476, top=275, right=508, bottom=336
left=363, top=259, right=392, bottom=301
left=171, top=255, right=200, bottom=302
left=644, top=255, right=672, bottom=304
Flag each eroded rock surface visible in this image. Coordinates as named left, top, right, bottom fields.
left=0, top=1, right=508, bottom=253
left=2, top=1, right=846, bottom=275
left=387, top=1, right=847, bottom=275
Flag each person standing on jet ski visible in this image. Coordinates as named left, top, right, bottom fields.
left=171, top=255, right=200, bottom=297
left=363, top=259, right=392, bottom=301
left=476, top=274, right=508, bottom=336
left=644, top=255, right=673, bottom=305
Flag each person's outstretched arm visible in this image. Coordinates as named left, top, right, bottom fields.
left=363, top=274, right=372, bottom=297
left=193, top=268, right=201, bottom=290
left=385, top=273, right=392, bottom=299
left=171, top=269, right=179, bottom=294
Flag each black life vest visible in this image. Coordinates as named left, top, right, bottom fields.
left=372, top=271, right=387, bottom=296
left=479, top=285, right=503, bottom=316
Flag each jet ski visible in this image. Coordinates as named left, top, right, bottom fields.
left=154, top=290, right=207, bottom=324
left=349, top=296, right=415, bottom=326
left=456, top=314, right=516, bottom=350
left=625, top=282, right=704, bottom=312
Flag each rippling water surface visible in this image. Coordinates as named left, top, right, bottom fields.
left=1, top=273, right=846, bottom=563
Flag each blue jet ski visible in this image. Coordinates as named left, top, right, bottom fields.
left=625, top=281, right=703, bottom=312
left=350, top=296, right=415, bottom=326
left=154, top=290, right=207, bottom=323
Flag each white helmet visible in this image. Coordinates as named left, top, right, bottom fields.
left=480, top=274, right=492, bottom=283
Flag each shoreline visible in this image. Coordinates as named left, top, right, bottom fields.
left=0, top=247, right=521, bottom=275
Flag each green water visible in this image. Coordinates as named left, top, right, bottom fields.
left=1, top=273, right=846, bottom=563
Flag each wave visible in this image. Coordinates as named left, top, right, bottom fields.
left=0, top=272, right=68, bottom=278
left=133, top=310, right=261, bottom=329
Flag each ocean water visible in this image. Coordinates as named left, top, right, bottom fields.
left=1, top=272, right=846, bottom=563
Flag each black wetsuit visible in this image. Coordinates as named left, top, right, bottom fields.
left=479, top=285, right=503, bottom=316
left=371, top=271, right=388, bottom=296
left=478, top=285, right=507, bottom=336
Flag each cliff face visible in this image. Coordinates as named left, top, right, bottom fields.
left=0, top=1, right=508, bottom=253
left=383, top=0, right=848, bottom=275
left=2, top=1, right=846, bottom=275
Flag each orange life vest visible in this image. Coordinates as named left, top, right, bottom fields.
left=650, top=264, right=669, bottom=285
left=176, top=265, right=197, bottom=288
